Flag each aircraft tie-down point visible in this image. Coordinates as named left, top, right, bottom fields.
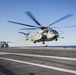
left=8, top=11, right=76, bottom=44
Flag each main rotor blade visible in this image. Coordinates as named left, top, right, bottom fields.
left=20, top=28, right=37, bottom=30
left=47, top=14, right=73, bottom=27
left=19, top=32, right=27, bottom=35
left=19, top=32, right=30, bottom=35
left=26, top=11, right=42, bottom=27
left=8, top=20, right=37, bottom=27
left=51, top=25, right=76, bottom=28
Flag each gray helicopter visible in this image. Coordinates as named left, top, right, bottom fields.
left=0, top=41, right=9, bottom=48
left=8, top=11, right=76, bottom=44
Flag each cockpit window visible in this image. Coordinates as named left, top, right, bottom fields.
left=52, top=30, right=58, bottom=34
left=46, top=30, right=49, bottom=33
left=43, top=30, right=49, bottom=33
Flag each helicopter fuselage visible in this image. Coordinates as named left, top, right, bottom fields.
left=30, top=29, right=59, bottom=43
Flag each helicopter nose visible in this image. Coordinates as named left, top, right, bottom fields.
left=54, top=33, right=59, bottom=38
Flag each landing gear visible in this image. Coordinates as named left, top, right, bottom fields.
left=5, top=43, right=9, bottom=48
left=34, top=42, right=36, bottom=44
left=43, top=41, right=45, bottom=44
left=55, top=39, right=58, bottom=41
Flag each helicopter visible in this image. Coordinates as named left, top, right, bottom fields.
left=0, top=41, right=9, bottom=48
left=8, top=11, right=76, bottom=44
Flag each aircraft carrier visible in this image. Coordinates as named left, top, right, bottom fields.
left=0, top=47, right=76, bottom=75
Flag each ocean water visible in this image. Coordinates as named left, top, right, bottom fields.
left=25, top=45, right=76, bottom=49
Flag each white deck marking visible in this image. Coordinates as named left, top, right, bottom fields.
left=13, top=53, right=76, bottom=61
left=0, top=57, right=76, bottom=74
left=0, top=52, right=11, bottom=55
left=0, top=52, right=76, bottom=61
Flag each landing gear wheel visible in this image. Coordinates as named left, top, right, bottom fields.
left=43, top=41, right=45, bottom=44
left=34, top=42, right=36, bottom=44
left=55, top=39, right=58, bottom=41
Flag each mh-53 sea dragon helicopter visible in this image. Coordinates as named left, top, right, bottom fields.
left=8, top=11, right=76, bottom=44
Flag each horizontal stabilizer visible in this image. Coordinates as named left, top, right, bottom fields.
left=19, top=32, right=29, bottom=35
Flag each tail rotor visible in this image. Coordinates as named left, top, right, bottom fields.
left=19, top=31, right=30, bottom=41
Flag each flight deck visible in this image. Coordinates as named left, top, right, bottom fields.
left=0, top=48, right=76, bottom=75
